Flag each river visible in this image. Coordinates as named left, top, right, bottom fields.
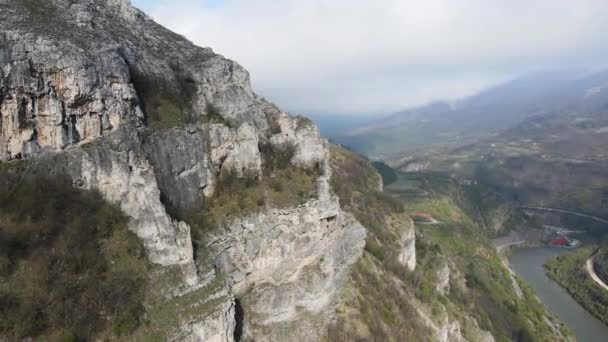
left=509, top=247, right=608, bottom=342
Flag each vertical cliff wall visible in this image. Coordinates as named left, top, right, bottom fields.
left=0, top=1, right=366, bottom=340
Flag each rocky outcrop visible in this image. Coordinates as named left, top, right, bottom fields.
left=0, top=29, right=143, bottom=161
left=268, top=112, right=327, bottom=169
left=398, top=217, right=417, bottom=271
left=418, top=306, right=495, bottom=342
left=171, top=295, right=236, bottom=342
left=1, top=1, right=367, bottom=340
left=209, top=122, right=263, bottom=179
left=436, top=263, right=451, bottom=295
left=208, top=196, right=366, bottom=340
left=144, top=126, right=214, bottom=213
left=205, top=147, right=366, bottom=340
left=22, top=128, right=200, bottom=285
left=437, top=319, right=466, bottom=342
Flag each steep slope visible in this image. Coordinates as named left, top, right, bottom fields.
left=545, top=246, right=608, bottom=326
left=0, top=168, right=148, bottom=340
left=0, top=1, right=579, bottom=341
left=595, top=246, right=608, bottom=284
left=0, top=1, right=365, bottom=341
left=326, top=147, right=571, bottom=341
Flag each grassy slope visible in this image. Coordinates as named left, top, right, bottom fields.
left=595, top=247, right=608, bottom=284
left=328, top=146, right=433, bottom=341
left=327, top=146, right=570, bottom=341
left=391, top=172, right=569, bottom=341
left=545, top=247, right=608, bottom=326
left=0, top=163, right=148, bottom=341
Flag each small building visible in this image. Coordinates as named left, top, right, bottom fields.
left=550, top=235, right=569, bottom=246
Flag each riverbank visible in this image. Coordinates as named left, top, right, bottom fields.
left=509, top=247, right=608, bottom=342
left=545, top=247, right=608, bottom=327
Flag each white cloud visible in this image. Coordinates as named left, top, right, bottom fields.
left=134, top=0, right=608, bottom=115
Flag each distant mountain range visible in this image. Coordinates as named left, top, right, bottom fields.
left=330, top=69, right=608, bottom=159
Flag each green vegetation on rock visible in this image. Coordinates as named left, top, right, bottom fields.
left=187, top=143, right=320, bottom=237
left=594, top=245, right=608, bottom=284
left=327, top=146, right=570, bottom=341
left=0, top=171, right=148, bottom=341
left=328, top=146, right=432, bottom=341
left=130, top=270, right=228, bottom=342
left=390, top=172, right=568, bottom=341
left=130, top=63, right=198, bottom=129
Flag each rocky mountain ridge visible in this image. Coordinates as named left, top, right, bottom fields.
left=1, top=1, right=570, bottom=342
left=0, top=0, right=371, bottom=340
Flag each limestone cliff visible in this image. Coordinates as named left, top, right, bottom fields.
left=0, top=1, right=365, bottom=341
left=1, top=1, right=569, bottom=342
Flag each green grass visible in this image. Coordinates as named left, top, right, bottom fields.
left=388, top=172, right=569, bottom=340
left=595, top=247, right=608, bottom=282
left=328, top=148, right=571, bottom=341
left=148, top=98, right=191, bottom=129
left=187, top=143, right=320, bottom=238
left=545, top=247, right=608, bottom=326
left=0, top=173, right=148, bottom=341
left=327, top=146, right=434, bottom=341
left=130, top=272, right=228, bottom=341
left=129, top=63, right=198, bottom=130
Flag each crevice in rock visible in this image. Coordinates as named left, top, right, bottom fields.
left=159, top=190, right=182, bottom=221
left=234, top=297, right=244, bottom=342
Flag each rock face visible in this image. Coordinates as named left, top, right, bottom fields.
left=171, top=293, right=236, bottom=342
left=208, top=196, right=366, bottom=341
left=0, top=28, right=142, bottom=161
left=398, top=217, right=417, bottom=271
left=0, top=0, right=367, bottom=340
left=204, top=140, right=366, bottom=340
left=436, top=263, right=451, bottom=295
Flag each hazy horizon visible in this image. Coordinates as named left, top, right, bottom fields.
left=132, top=0, right=608, bottom=116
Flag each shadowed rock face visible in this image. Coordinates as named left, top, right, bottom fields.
left=0, top=1, right=366, bottom=340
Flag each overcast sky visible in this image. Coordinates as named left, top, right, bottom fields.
left=131, top=0, right=608, bottom=116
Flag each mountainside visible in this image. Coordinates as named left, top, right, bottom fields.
left=335, top=70, right=608, bottom=159
left=328, top=151, right=571, bottom=341
left=391, top=97, right=608, bottom=223
left=0, top=1, right=577, bottom=341
left=545, top=245, right=608, bottom=327
left=0, top=1, right=366, bottom=340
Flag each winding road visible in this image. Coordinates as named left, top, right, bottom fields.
left=519, top=206, right=608, bottom=225
left=586, top=256, right=608, bottom=292
left=521, top=206, right=608, bottom=290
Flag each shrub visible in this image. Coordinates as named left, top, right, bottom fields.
left=129, top=64, right=197, bottom=129
left=0, top=174, right=148, bottom=340
left=204, top=103, right=233, bottom=128
left=258, top=142, right=296, bottom=171
left=186, top=143, right=319, bottom=239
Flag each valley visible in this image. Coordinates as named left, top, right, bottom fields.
left=510, top=246, right=608, bottom=342
left=324, top=68, right=608, bottom=341
left=2, top=0, right=608, bottom=341
left=376, top=165, right=608, bottom=341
